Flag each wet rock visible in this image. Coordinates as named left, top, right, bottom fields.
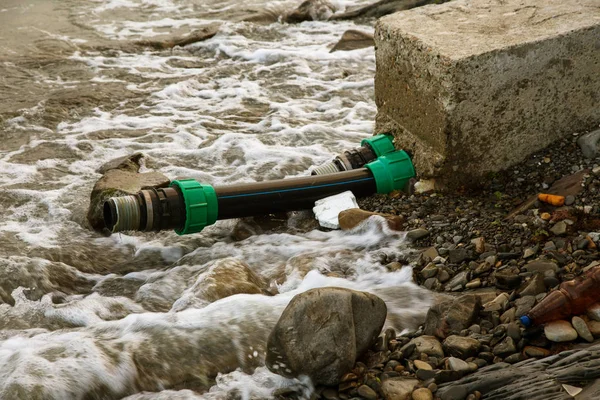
left=424, top=294, right=480, bottom=339
left=134, top=24, right=221, bottom=49
left=172, top=257, right=268, bottom=311
left=414, top=359, right=433, bottom=370
left=329, top=0, right=442, bottom=20
left=381, top=377, right=419, bottom=400
left=406, top=228, right=430, bottom=242
left=409, top=336, right=444, bottom=358
left=97, top=152, right=143, bottom=174
left=93, top=275, right=145, bottom=299
left=86, top=165, right=170, bottom=231
left=412, top=387, right=433, bottom=400
left=577, top=128, right=600, bottom=158
left=523, top=246, right=537, bottom=259
left=266, top=287, right=386, bottom=385
left=523, top=346, right=551, bottom=358
left=421, top=263, right=439, bottom=279
left=338, top=208, right=403, bottom=230
left=448, top=248, right=469, bottom=264
left=330, top=30, right=375, bottom=52
left=284, top=0, right=336, bottom=23
left=544, top=320, right=578, bottom=342
left=442, top=335, right=480, bottom=359
left=572, top=316, right=593, bottom=342
left=492, top=337, right=516, bottom=357
left=494, top=268, right=522, bottom=290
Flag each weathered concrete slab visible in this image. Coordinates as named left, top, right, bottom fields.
left=374, top=0, right=600, bottom=187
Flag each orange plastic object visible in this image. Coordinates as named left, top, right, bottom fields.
left=538, top=193, right=565, bottom=206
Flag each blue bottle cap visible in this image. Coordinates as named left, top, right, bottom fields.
left=520, top=315, right=532, bottom=327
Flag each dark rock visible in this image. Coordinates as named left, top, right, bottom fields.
left=514, top=296, right=536, bottom=317
left=381, top=378, right=418, bottom=400
left=424, top=294, right=481, bottom=339
left=357, top=385, right=377, bottom=400
left=518, top=273, right=546, bottom=296
left=329, top=0, right=443, bottom=20
left=492, top=337, right=516, bottom=357
left=494, top=268, right=522, bottom=290
left=524, top=260, right=559, bottom=274
left=330, top=30, right=375, bottom=53
left=448, top=248, right=469, bottom=264
left=417, top=368, right=437, bottom=381
left=284, top=0, right=336, bottom=23
left=445, top=271, right=469, bottom=291
left=266, top=287, right=386, bottom=385
left=406, top=228, right=430, bottom=242
left=434, top=370, right=463, bottom=384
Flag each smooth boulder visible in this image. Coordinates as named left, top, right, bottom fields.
left=266, top=287, right=387, bottom=385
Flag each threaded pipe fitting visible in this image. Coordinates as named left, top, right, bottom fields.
left=104, top=195, right=141, bottom=233
left=310, top=161, right=344, bottom=176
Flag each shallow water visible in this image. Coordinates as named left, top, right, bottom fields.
left=0, top=1, right=430, bottom=398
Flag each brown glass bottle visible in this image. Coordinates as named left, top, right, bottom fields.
left=520, top=265, right=600, bottom=327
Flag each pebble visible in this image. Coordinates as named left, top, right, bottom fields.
left=357, top=385, right=377, bottom=400
left=492, top=337, right=517, bottom=356
left=421, top=263, right=438, bottom=279
left=587, top=303, right=600, bottom=321
left=565, top=195, right=575, bottom=206
left=412, top=388, right=433, bottom=400
left=446, top=357, right=471, bottom=373
left=465, top=278, right=481, bottom=289
left=550, top=221, right=567, bottom=236
left=407, top=228, right=430, bottom=241
left=442, top=336, right=481, bottom=359
left=572, top=316, right=593, bottom=342
left=414, top=360, right=433, bottom=371
left=523, top=247, right=537, bottom=258
left=483, top=293, right=509, bottom=312
left=544, top=320, right=578, bottom=342
left=410, top=336, right=444, bottom=358
left=515, top=296, right=536, bottom=317
left=523, top=346, right=551, bottom=358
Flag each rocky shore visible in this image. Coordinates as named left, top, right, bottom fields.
left=269, top=132, right=600, bottom=399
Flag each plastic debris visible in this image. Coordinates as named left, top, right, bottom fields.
left=538, top=193, right=566, bottom=206
left=313, top=191, right=359, bottom=229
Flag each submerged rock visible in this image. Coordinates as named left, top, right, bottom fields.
left=283, top=0, right=337, bottom=23
left=265, top=287, right=387, bottom=385
left=86, top=154, right=170, bottom=231
left=330, top=30, right=374, bottom=52
left=329, top=0, right=444, bottom=20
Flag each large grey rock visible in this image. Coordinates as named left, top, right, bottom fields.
left=265, top=287, right=387, bottom=386
left=424, top=294, right=481, bottom=339
left=86, top=154, right=170, bottom=231
left=284, top=0, right=336, bottom=23
left=577, top=129, right=600, bottom=158
left=330, top=30, right=375, bottom=53
left=442, top=335, right=480, bottom=359
left=374, top=0, right=600, bottom=186
left=545, top=320, right=578, bottom=342
left=438, top=342, right=600, bottom=400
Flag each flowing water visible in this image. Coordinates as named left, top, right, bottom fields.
left=0, top=1, right=432, bottom=398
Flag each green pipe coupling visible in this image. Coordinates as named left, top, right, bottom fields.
left=170, top=179, right=218, bottom=235
left=361, top=133, right=395, bottom=157
left=365, top=150, right=415, bottom=194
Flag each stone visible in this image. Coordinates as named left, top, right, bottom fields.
left=422, top=247, right=439, bottom=263
left=550, top=221, right=568, bottom=236
left=577, top=129, right=600, bottom=158
left=514, top=296, right=536, bottom=318
left=382, top=378, right=419, bottom=400
left=562, top=384, right=583, bottom=397
left=414, top=359, right=433, bottom=370
left=506, top=322, right=521, bottom=342
left=412, top=387, right=434, bottom=400
left=330, top=0, right=440, bottom=20
left=338, top=208, right=404, bottom=230
left=374, top=0, right=600, bottom=186
left=86, top=165, right=170, bottom=231
left=524, top=260, right=559, bottom=274
left=518, top=273, right=546, bottom=297
left=523, top=247, right=537, bottom=259
left=409, top=336, right=444, bottom=358
left=587, top=320, right=600, bottom=337
left=447, top=357, right=471, bottom=373
left=523, top=346, right=551, bottom=358
left=572, top=316, right=593, bottom=342
left=424, top=294, right=481, bottom=339
left=587, top=303, right=600, bottom=322
left=471, top=237, right=485, bottom=254
left=494, top=269, right=522, bottom=290
left=448, top=248, right=469, bottom=264
left=565, top=195, right=576, bottom=206
left=358, top=384, right=378, bottom=400
left=442, top=335, right=480, bottom=359
left=544, top=320, right=578, bottom=342
left=330, top=30, right=374, bottom=53
left=445, top=271, right=469, bottom=291
left=97, top=152, right=143, bottom=174
left=266, top=287, right=387, bottom=385
left=283, top=0, right=336, bottom=23
left=483, top=293, right=509, bottom=313
left=492, top=337, right=517, bottom=357
left=465, top=278, right=481, bottom=289
left=406, top=228, right=430, bottom=242
left=421, top=263, right=439, bottom=279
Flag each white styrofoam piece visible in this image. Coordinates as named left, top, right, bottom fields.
left=312, top=190, right=359, bottom=229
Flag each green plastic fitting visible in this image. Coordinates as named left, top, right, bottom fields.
left=170, top=179, right=218, bottom=235
left=361, top=133, right=395, bottom=157
left=365, top=150, right=415, bottom=194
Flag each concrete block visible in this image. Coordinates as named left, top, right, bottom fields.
left=374, top=0, right=600, bottom=186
